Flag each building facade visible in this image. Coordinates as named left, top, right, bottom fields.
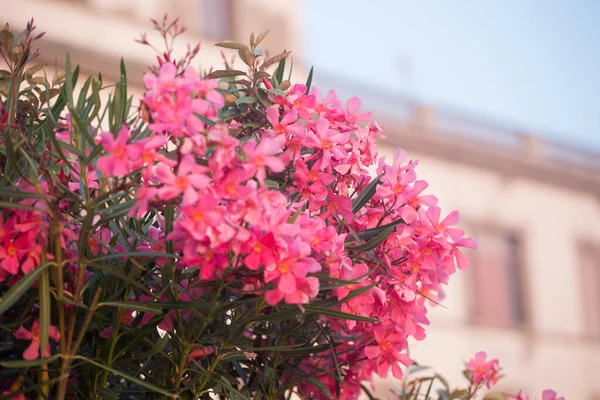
left=4, top=1, right=600, bottom=399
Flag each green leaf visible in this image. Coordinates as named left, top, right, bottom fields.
left=120, top=332, right=170, bottom=362
left=352, top=174, right=383, bottom=214
left=89, top=251, right=175, bottom=263
left=260, top=51, right=291, bottom=71
left=346, top=226, right=395, bottom=252
left=238, top=48, right=254, bottom=67
left=304, top=305, right=377, bottom=322
left=273, top=53, right=286, bottom=85
left=255, top=30, right=270, bottom=46
left=0, top=187, right=48, bottom=199
left=0, top=30, right=14, bottom=49
left=205, top=70, right=247, bottom=79
left=234, top=96, right=258, bottom=105
left=305, top=66, right=314, bottom=95
left=1, top=354, right=60, bottom=368
left=0, top=201, right=46, bottom=212
left=97, top=301, right=164, bottom=314
left=215, top=41, right=248, bottom=50
left=353, top=218, right=405, bottom=241
left=435, top=373, right=450, bottom=389
left=314, top=283, right=376, bottom=309
left=194, top=113, right=216, bottom=127
left=73, top=356, right=180, bottom=398
left=0, top=263, right=52, bottom=315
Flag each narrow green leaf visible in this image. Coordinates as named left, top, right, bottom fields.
left=97, top=301, right=164, bottom=314
left=73, top=355, right=179, bottom=398
left=1, top=354, right=60, bottom=368
left=260, top=51, right=291, bottom=72
left=255, top=30, right=270, bottom=46
left=305, top=66, right=314, bottom=95
left=304, top=305, right=377, bottom=322
left=0, top=263, right=52, bottom=315
left=352, top=174, right=383, bottom=214
left=235, top=96, right=258, bottom=105
left=346, top=226, right=396, bottom=252
left=215, top=41, right=248, bottom=50
left=205, top=70, right=247, bottom=79
left=89, top=251, right=175, bottom=263
left=194, top=113, right=216, bottom=127
left=353, top=218, right=405, bottom=241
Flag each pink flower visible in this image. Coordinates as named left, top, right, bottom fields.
left=266, top=105, right=304, bottom=144
left=364, top=324, right=412, bottom=379
left=466, top=351, right=500, bottom=389
left=243, top=138, right=285, bottom=185
left=154, top=155, right=210, bottom=205
left=305, top=118, right=349, bottom=170
left=508, top=391, right=529, bottom=400
left=0, top=235, right=25, bottom=275
left=15, top=319, right=60, bottom=360
left=264, top=240, right=320, bottom=295
left=542, top=390, right=564, bottom=400
left=344, top=97, right=372, bottom=126
left=97, top=126, right=140, bottom=176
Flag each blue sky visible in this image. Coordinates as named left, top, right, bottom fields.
left=302, top=0, right=600, bottom=150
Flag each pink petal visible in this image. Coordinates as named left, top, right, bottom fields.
left=278, top=273, right=296, bottom=294
left=48, top=326, right=61, bottom=342
left=265, top=289, right=284, bottom=305
left=266, top=105, right=280, bottom=127
left=15, top=327, right=33, bottom=340
left=23, top=340, right=40, bottom=360
left=347, top=97, right=362, bottom=114
left=154, top=163, right=176, bottom=182
left=364, top=345, right=381, bottom=359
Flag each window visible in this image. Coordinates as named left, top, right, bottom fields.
left=579, top=241, right=600, bottom=337
left=468, top=225, right=527, bottom=327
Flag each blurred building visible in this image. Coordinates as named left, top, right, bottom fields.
left=5, top=1, right=600, bottom=399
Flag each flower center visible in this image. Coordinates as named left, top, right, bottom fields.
left=380, top=341, right=391, bottom=352
left=192, top=210, right=204, bottom=222
left=113, top=146, right=126, bottom=158
left=278, top=263, right=289, bottom=273
left=321, top=139, right=332, bottom=149
left=7, top=245, right=17, bottom=257
left=176, top=176, right=188, bottom=189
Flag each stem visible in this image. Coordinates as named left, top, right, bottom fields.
left=53, top=221, right=68, bottom=400
left=56, top=288, right=103, bottom=400
left=99, top=307, right=124, bottom=390
left=174, top=343, right=190, bottom=389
